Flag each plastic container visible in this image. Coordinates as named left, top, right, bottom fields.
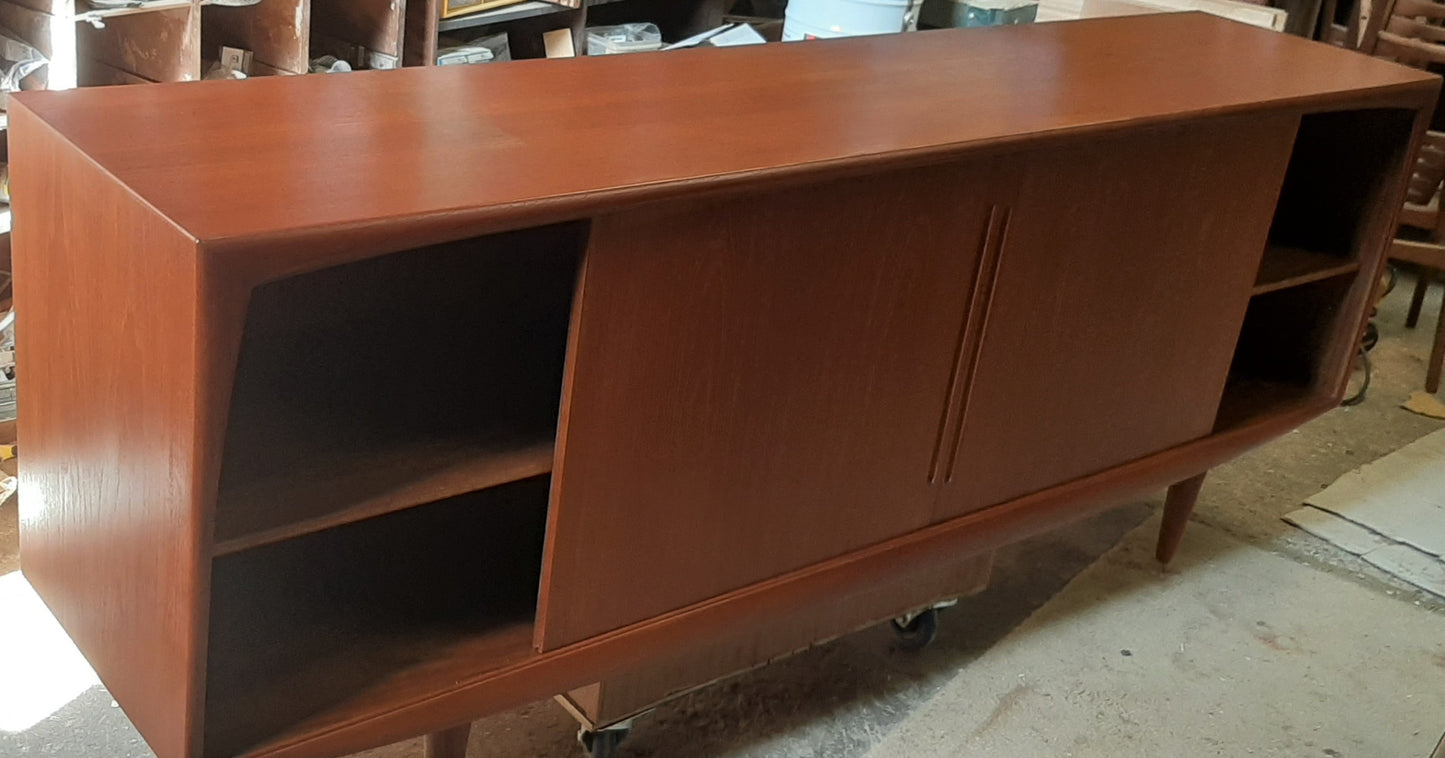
left=919, top=0, right=1034, bottom=25
left=922, top=0, right=1037, bottom=26
left=436, top=45, right=495, bottom=66
left=782, top=0, right=911, bottom=41
left=587, top=23, right=664, bottom=55
left=958, top=0, right=1038, bottom=26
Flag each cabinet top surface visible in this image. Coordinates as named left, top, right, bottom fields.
left=14, top=13, right=1436, bottom=247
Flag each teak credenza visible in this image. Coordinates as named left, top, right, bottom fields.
left=10, top=14, right=1439, bottom=758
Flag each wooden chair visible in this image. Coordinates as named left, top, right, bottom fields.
left=1359, top=0, right=1445, bottom=393
left=1318, top=0, right=1365, bottom=46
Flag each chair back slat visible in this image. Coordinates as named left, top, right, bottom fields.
left=1361, top=0, right=1445, bottom=236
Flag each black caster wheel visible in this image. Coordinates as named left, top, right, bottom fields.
left=1361, top=321, right=1380, bottom=352
left=579, top=725, right=630, bottom=758
left=1342, top=345, right=1372, bottom=407
left=891, top=607, right=939, bottom=651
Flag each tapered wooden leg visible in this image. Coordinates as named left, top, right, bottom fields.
left=1406, top=269, right=1432, bottom=328
left=424, top=723, right=473, bottom=758
left=1156, top=473, right=1206, bottom=564
left=1428, top=292, right=1445, bottom=394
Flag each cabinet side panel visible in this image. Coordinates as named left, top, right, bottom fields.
left=11, top=105, right=208, bottom=758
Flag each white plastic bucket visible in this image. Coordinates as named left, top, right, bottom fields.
left=782, top=0, right=912, bottom=41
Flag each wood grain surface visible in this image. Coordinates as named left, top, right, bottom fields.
left=938, top=117, right=1299, bottom=519
left=10, top=106, right=213, bottom=758
left=12, top=15, right=1435, bottom=250
left=210, top=222, right=581, bottom=555
left=1252, top=246, right=1361, bottom=295
left=10, top=17, right=1437, bottom=758
left=229, top=393, right=1332, bottom=758
left=205, top=478, right=548, bottom=758
left=562, top=551, right=994, bottom=728
left=538, top=159, right=1008, bottom=649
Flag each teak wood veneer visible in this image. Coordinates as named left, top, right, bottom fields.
left=11, top=14, right=1439, bottom=758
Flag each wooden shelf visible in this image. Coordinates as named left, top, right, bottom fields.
left=214, top=621, right=535, bottom=758
left=212, top=434, right=555, bottom=555
left=438, top=1, right=573, bottom=32
left=1252, top=245, right=1360, bottom=296
left=205, top=478, right=549, bottom=757
left=1213, top=378, right=1318, bottom=431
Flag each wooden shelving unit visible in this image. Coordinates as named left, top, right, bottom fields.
left=0, top=0, right=739, bottom=561
left=0, top=0, right=734, bottom=101
left=197, top=222, right=585, bottom=754
left=1217, top=107, right=1419, bottom=430
left=212, top=435, right=554, bottom=554
left=11, top=16, right=1435, bottom=758
left=414, top=0, right=726, bottom=64
left=437, top=0, right=573, bottom=33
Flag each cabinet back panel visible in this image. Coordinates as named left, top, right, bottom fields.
left=1227, top=275, right=1354, bottom=386
left=1268, top=108, right=1416, bottom=258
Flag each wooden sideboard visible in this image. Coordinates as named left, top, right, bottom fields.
left=10, top=14, right=1438, bottom=758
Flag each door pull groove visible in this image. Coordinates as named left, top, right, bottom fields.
left=943, top=206, right=1011, bottom=484
left=929, top=205, right=1010, bottom=484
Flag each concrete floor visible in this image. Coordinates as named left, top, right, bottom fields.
left=1, top=273, right=1443, bottom=758
left=869, top=516, right=1445, bottom=757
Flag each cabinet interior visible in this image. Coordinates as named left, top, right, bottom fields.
left=203, top=477, right=548, bottom=758
left=212, top=221, right=584, bottom=555
left=1219, top=108, right=1416, bottom=429
left=202, top=220, right=588, bottom=755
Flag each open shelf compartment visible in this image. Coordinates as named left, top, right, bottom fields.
left=1252, top=245, right=1360, bottom=296
left=203, top=476, right=549, bottom=758
left=211, top=221, right=585, bottom=555
left=1250, top=108, right=1415, bottom=296
left=1219, top=261, right=1359, bottom=430
left=1220, top=108, right=1417, bottom=427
